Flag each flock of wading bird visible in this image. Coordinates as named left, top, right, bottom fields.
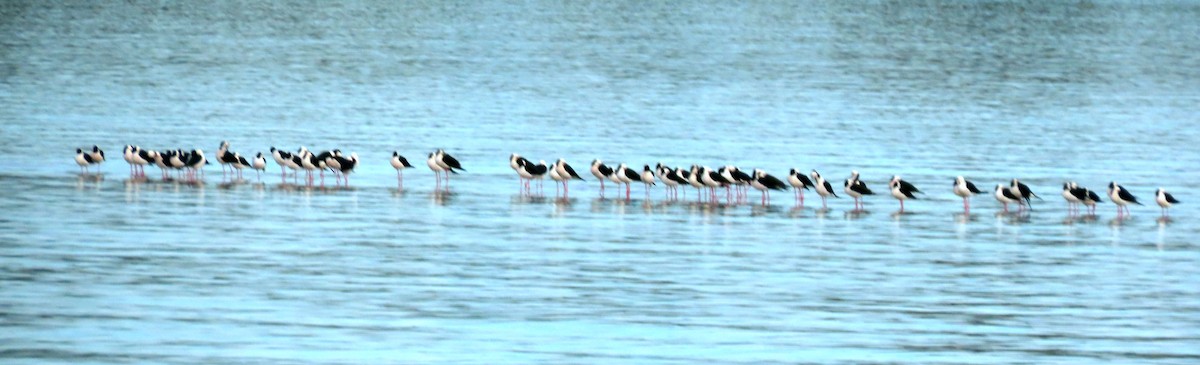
left=74, top=144, right=1182, bottom=218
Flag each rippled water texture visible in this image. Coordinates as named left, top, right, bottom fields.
left=2, top=1, right=1199, bottom=364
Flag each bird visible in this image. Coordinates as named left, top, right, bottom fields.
left=231, top=153, right=250, bottom=180
left=750, top=169, right=788, bottom=206
left=391, top=152, right=414, bottom=189
left=889, top=176, right=919, bottom=212
left=1108, top=182, right=1141, bottom=217
left=330, top=152, right=358, bottom=186
left=122, top=145, right=136, bottom=175
left=270, top=147, right=293, bottom=182
left=217, top=141, right=237, bottom=177
left=167, top=149, right=188, bottom=180
left=700, top=166, right=732, bottom=203
left=686, top=165, right=706, bottom=202
left=639, top=165, right=657, bottom=197
left=426, top=152, right=446, bottom=189
left=655, top=164, right=676, bottom=200
left=299, top=150, right=321, bottom=186
left=844, top=170, right=873, bottom=211
left=183, top=149, right=207, bottom=181
left=953, top=176, right=984, bottom=213
left=510, top=154, right=532, bottom=190
left=88, top=145, right=105, bottom=165
left=1155, top=188, right=1180, bottom=218
left=1009, top=179, right=1040, bottom=211
left=552, top=159, right=584, bottom=197
left=994, top=184, right=1024, bottom=213
left=590, top=160, right=613, bottom=196
left=529, top=160, right=549, bottom=194
left=666, top=167, right=690, bottom=201
left=75, top=148, right=97, bottom=174
left=434, top=149, right=465, bottom=185
left=1080, top=188, right=1103, bottom=215
left=810, top=170, right=838, bottom=209
left=787, top=169, right=814, bottom=206
left=614, top=163, right=643, bottom=200
left=720, top=166, right=752, bottom=202
left=1062, top=182, right=1088, bottom=215
left=252, top=152, right=267, bottom=180
left=134, top=147, right=156, bottom=178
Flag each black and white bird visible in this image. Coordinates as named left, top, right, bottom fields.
left=552, top=159, right=585, bottom=197
left=230, top=153, right=250, bottom=180
left=655, top=164, right=677, bottom=200
left=994, top=184, right=1024, bottom=213
left=134, top=147, right=156, bottom=178
left=686, top=165, right=706, bottom=202
left=270, top=147, right=292, bottom=182
left=1155, top=188, right=1180, bottom=218
left=720, top=166, right=752, bottom=202
left=700, top=166, right=732, bottom=203
left=556, top=159, right=584, bottom=182
left=844, top=170, right=873, bottom=211
left=787, top=169, right=814, bottom=206
left=75, top=148, right=98, bottom=174
left=614, top=163, right=643, bottom=200
left=1062, top=182, right=1088, bottom=215
left=750, top=169, right=788, bottom=206
left=391, top=152, right=414, bottom=189
left=252, top=152, right=267, bottom=180
left=889, top=176, right=920, bottom=212
left=953, top=176, right=984, bottom=213
left=590, top=160, right=614, bottom=196
left=88, top=145, right=105, bottom=165
left=184, top=149, right=207, bottom=181
left=1080, top=188, right=1103, bottom=215
left=435, top=149, right=464, bottom=174
left=510, top=154, right=532, bottom=190
left=1009, top=179, right=1040, bottom=211
left=122, top=145, right=136, bottom=175
left=810, top=170, right=838, bottom=209
left=217, top=141, right=237, bottom=177
left=330, top=152, right=358, bottom=186
left=639, top=165, right=657, bottom=197
left=1107, top=182, right=1141, bottom=217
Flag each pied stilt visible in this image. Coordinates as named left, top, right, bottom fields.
left=217, top=141, right=236, bottom=177
left=391, top=152, right=414, bottom=189
left=788, top=169, right=814, bottom=206
left=844, top=170, right=873, bottom=211
left=330, top=152, right=358, bottom=186
left=511, top=154, right=531, bottom=191
left=889, top=176, right=919, bottom=212
left=1155, top=188, right=1179, bottom=218
left=994, top=184, right=1024, bottom=213
left=590, top=160, right=613, bottom=196
left=1062, top=182, right=1086, bottom=215
left=555, top=159, right=585, bottom=197
left=1081, top=188, right=1103, bottom=215
left=232, top=153, right=250, bottom=180
left=1108, top=182, right=1141, bottom=217
left=183, top=149, right=207, bottom=181
left=810, top=170, right=838, bottom=209
left=953, top=176, right=984, bottom=213
left=75, top=148, right=96, bottom=174
left=252, top=152, right=267, bottom=181
left=1009, top=179, right=1040, bottom=212
left=434, top=149, right=464, bottom=187
left=751, top=169, right=788, bottom=206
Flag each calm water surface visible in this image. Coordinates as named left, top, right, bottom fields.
left=2, top=1, right=1200, bottom=364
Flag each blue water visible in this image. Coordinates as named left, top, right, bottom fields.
left=2, top=1, right=1200, bottom=364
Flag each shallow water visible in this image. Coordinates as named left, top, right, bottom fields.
left=2, top=1, right=1200, bottom=364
